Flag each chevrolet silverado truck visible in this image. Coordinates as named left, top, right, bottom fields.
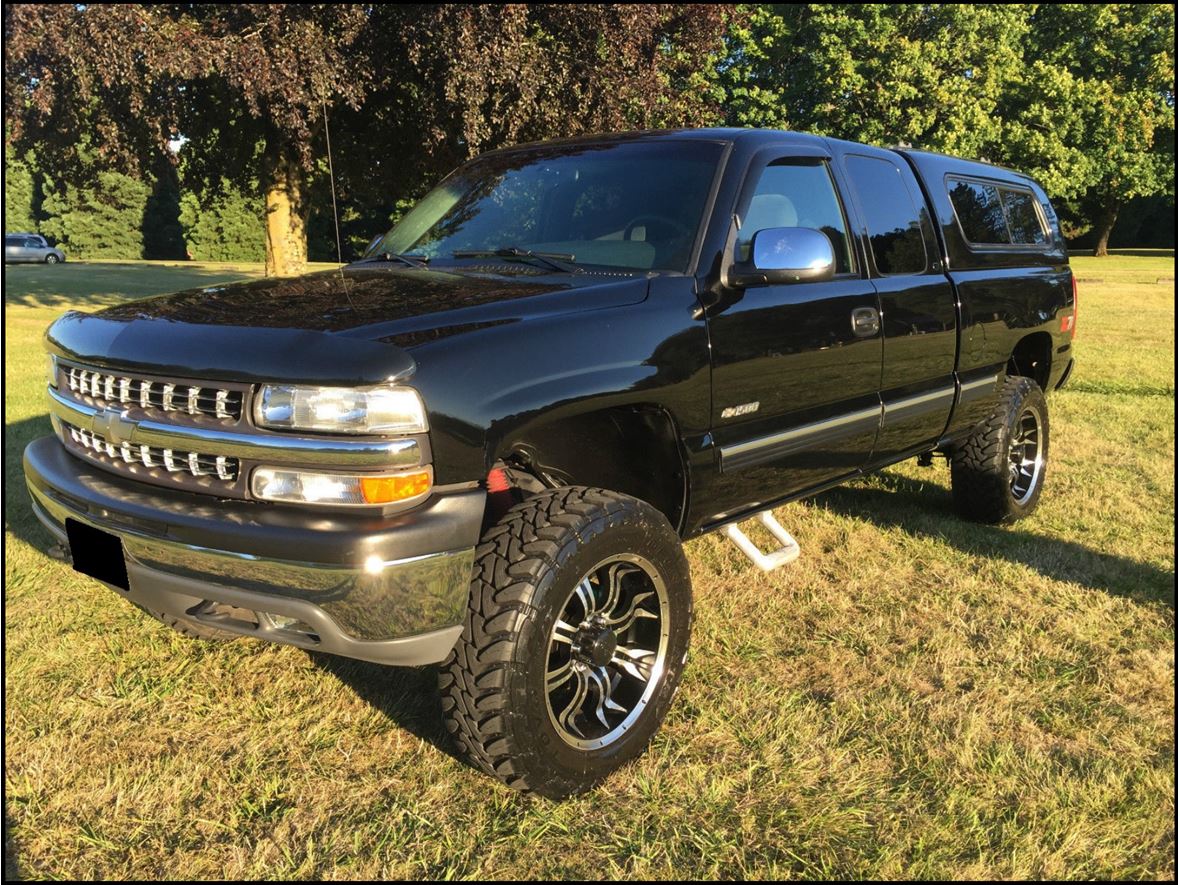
left=24, top=128, right=1076, bottom=798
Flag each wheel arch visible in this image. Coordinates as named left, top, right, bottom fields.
left=488, top=403, right=690, bottom=535
left=1008, top=331, right=1053, bottom=391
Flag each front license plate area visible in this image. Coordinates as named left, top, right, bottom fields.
left=65, top=518, right=130, bottom=591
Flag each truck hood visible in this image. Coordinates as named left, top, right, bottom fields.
left=45, top=265, right=652, bottom=386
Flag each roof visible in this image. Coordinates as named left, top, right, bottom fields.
left=479, top=127, right=829, bottom=155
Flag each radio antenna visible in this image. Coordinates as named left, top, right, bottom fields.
left=322, top=99, right=343, bottom=268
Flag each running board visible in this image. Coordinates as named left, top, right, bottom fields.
left=725, top=510, right=801, bottom=572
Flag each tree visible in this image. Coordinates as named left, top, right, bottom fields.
left=40, top=169, right=153, bottom=259
left=4, top=4, right=368, bottom=275
left=323, top=4, right=738, bottom=248
left=178, top=181, right=266, bottom=263
left=999, top=4, right=1176, bottom=256
left=142, top=156, right=187, bottom=260
left=719, top=5, right=1030, bottom=158
left=4, top=148, right=38, bottom=233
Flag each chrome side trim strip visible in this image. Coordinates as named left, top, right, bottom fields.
left=882, top=385, right=956, bottom=422
left=720, top=404, right=883, bottom=473
left=958, top=372, right=1002, bottom=404
left=48, top=386, right=423, bottom=468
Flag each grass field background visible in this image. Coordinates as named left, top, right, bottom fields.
left=4, top=253, right=1175, bottom=879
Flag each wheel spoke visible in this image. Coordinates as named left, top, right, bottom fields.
left=551, top=619, right=578, bottom=645
left=611, top=644, right=656, bottom=682
left=599, top=562, right=636, bottom=619
left=573, top=578, right=597, bottom=618
left=587, top=666, right=624, bottom=728
left=556, top=666, right=590, bottom=737
left=607, top=590, right=658, bottom=633
left=546, top=658, right=574, bottom=691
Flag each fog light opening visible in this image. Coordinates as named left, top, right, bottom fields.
left=363, top=554, right=386, bottom=575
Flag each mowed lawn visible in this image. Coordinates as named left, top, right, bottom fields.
left=4, top=254, right=1175, bottom=879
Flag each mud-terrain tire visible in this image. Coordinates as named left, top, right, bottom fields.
left=951, top=375, right=1049, bottom=524
left=440, top=486, right=692, bottom=798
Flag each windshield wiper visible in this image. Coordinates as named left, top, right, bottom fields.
left=452, top=247, right=580, bottom=274
left=357, top=252, right=430, bottom=268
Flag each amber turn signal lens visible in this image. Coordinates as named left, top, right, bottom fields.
left=360, top=470, right=432, bottom=504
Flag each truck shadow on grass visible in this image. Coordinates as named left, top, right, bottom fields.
left=808, top=471, right=1175, bottom=609
left=4, top=807, right=22, bottom=881
left=305, top=653, right=464, bottom=763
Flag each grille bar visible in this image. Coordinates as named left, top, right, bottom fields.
left=65, top=366, right=242, bottom=420
left=63, top=421, right=238, bottom=481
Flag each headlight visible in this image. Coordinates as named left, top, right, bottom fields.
left=254, top=384, right=427, bottom=434
left=252, top=466, right=433, bottom=506
left=47, top=354, right=58, bottom=389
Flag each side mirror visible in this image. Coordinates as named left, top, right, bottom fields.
left=733, top=227, right=836, bottom=287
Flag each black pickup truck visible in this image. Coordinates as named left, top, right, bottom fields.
left=24, top=128, right=1075, bottom=798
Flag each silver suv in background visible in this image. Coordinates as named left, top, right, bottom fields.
left=5, top=233, right=66, bottom=264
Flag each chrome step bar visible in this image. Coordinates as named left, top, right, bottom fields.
left=725, top=510, right=801, bottom=572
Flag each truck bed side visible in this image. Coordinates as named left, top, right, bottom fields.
left=895, top=149, right=1075, bottom=442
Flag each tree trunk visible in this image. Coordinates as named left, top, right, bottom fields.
left=1092, top=200, right=1119, bottom=257
left=262, top=140, right=308, bottom=277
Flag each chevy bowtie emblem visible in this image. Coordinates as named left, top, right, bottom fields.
left=92, top=408, right=137, bottom=444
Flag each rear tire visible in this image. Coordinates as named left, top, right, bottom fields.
left=440, top=486, right=692, bottom=798
left=950, top=375, right=1049, bottom=524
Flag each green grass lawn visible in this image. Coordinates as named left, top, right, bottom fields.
left=4, top=254, right=1175, bottom=879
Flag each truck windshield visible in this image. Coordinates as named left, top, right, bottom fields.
left=367, top=140, right=724, bottom=273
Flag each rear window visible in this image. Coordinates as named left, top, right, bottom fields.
left=845, top=155, right=927, bottom=275
left=948, top=177, right=1047, bottom=246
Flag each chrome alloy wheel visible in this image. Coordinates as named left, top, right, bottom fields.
left=545, top=553, right=671, bottom=750
left=1008, top=406, right=1044, bottom=505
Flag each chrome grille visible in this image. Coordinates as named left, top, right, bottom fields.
left=62, top=421, right=238, bottom=481
left=65, top=365, right=242, bottom=420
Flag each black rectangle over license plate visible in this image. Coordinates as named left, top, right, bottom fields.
left=65, top=518, right=130, bottom=590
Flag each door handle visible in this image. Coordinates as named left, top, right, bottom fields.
left=851, top=306, right=880, bottom=337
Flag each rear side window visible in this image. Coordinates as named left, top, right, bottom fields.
left=1000, top=189, right=1046, bottom=244
left=948, top=179, right=1009, bottom=244
left=844, top=155, right=927, bottom=274
left=949, top=177, right=1047, bottom=247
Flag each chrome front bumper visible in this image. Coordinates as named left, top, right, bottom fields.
left=24, top=436, right=484, bottom=666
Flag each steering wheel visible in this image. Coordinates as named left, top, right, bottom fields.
left=622, top=214, right=694, bottom=242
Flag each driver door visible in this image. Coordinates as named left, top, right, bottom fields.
left=704, top=154, right=883, bottom=520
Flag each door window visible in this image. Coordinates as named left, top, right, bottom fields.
left=737, top=160, right=855, bottom=273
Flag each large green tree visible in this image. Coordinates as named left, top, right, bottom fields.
left=40, top=168, right=153, bottom=259
left=324, top=4, right=739, bottom=255
left=998, top=4, right=1175, bottom=255
left=5, top=4, right=736, bottom=273
left=4, top=4, right=368, bottom=276
left=720, top=4, right=1030, bottom=158
left=4, top=149, right=38, bottom=233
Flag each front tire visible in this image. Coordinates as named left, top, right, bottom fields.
left=45, top=253, right=60, bottom=264
left=440, top=486, right=692, bottom=798
left=950, top=375, right=1049, bottom=524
